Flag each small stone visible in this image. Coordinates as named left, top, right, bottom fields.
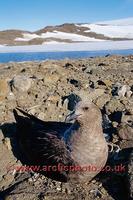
left=118, top=124, right=133, bottom=140
left=11, top=75, right=32, bottom=92
left=126, top=91, right=132, bottom=98
left=3, top=137, right=12, bottom=150
left=91, top=180, right=96, bottom=183
left=28, top=178, right=33, bottom=182
left=34, top=173, right=39, bottom=178
left=56, top=187, right=61, bottom=191
left=99, top=183, right=102, bottom=187
left=6, top=92, right=15, bottom=101
left=112, top=121, right=119, bottom=128
left=58, top=115, right=63, bottom=119
left=118, top=85, right=130, bottom=98
left=64, top=62, right=73, bottom=68
left=97, top=80, right=106, bottom=86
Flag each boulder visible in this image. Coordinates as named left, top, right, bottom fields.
left=112, top=83, right=132, bottom=98
left=11, top=75, right=32, bottom=92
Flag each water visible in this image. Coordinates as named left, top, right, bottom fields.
left=0, top=49, right=133, bottom=63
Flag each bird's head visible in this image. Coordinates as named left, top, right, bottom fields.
left=65, top=100, right=102, bottom=125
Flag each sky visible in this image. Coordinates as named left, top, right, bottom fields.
left=0, top=0, right=133, bottom=31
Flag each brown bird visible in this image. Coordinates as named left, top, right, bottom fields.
left=13, top=100, right=108, bottom=183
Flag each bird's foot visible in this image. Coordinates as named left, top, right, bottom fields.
left=107, top=143, right=121, bottom=153
left=107, top=143, right=121, bottom=160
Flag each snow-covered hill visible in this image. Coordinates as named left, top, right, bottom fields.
left=0, top=17, right=133, bottom=46
left=77, top=17, right=133, bottom=39
left=15, top=31, right=104, bottom=42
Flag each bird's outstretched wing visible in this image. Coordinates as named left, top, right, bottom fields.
left=13, top=107, right=72, bottom=137
left=13, top=108, right=74, bottom=181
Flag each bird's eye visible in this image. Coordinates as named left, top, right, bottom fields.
left=83, top=107, right=89, bottom=111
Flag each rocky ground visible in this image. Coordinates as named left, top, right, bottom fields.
left=0, top=55, right=133, bottom=200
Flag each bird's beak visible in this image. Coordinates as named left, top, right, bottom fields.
left=65, top=111, right=80, bottom=122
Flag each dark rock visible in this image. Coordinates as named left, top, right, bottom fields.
left=102, top=114, right=115, bottom=141
left=68, top=79, right=81, bottom=88
left=112, top=83, right=122, bottom=96
left=21, top=68, right=26, bottom=73
left=98, top=63, right=106, bottom=66
left=62, top=93, right=81, bottom=111
left=109, top=111, right=122, bottom=123
left=131, top=85, right=133, bottom=92
left=30, top=75, right=37, bottom=79
left=97, top=80, right=106, bottom=86
left=89, top=80, right=95, bottom=89
left=105, top=54, right=110, bottom=57
left=82, top=67, right=87, bottom=72
left=112, top=83, right=131, bottom=98
left=64, top=63, right=73, bottom=68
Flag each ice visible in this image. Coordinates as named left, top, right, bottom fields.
left=0, top=40, right=133, bottom=53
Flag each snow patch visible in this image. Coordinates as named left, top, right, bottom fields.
left=84, top=24, right=133, bottom=39
left=0, top=45, right=5, bottom=47
left=76, top=17, right=133, bottom=39
left=43, top=41, right=67, bottom=44
left=15, top=31, right=104, bottom=42
left=40, top=31, right=104, bottom=41
left=15, top=33, right=39, bottom=41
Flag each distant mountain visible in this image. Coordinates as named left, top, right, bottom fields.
left=0, top=17, right=133, bottom=46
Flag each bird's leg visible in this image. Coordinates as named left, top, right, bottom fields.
left=107, top=142, right=121, bottom=160
left=107, top=143, right=121, bottom=153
